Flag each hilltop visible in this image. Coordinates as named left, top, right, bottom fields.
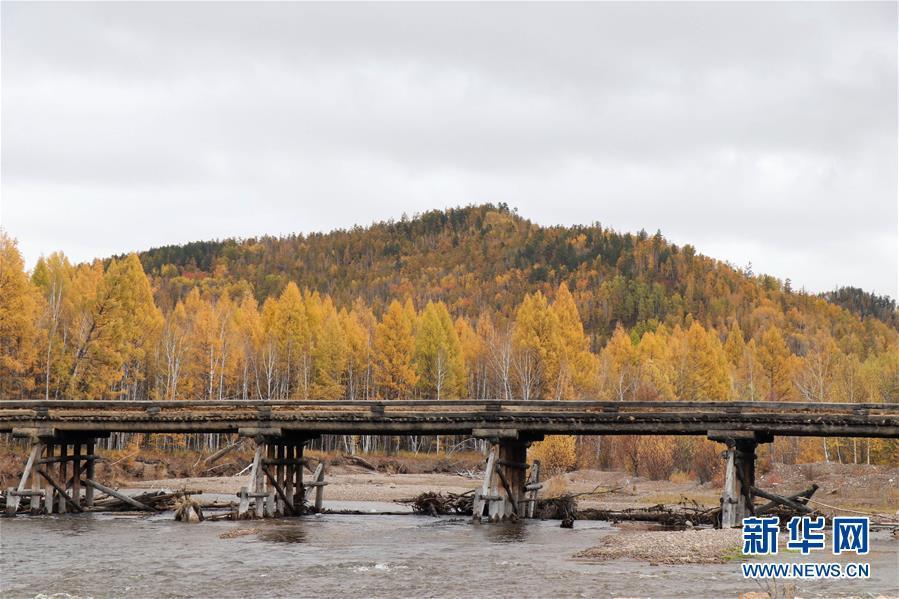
left=135, top=204, right=896, bottom=349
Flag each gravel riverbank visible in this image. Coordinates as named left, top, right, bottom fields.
left=575, top=528, right=743, bottom=564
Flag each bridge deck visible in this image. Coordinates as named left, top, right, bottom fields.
left=1, top=400, right=897, bottom=438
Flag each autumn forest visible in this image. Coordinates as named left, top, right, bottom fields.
left=2, top=205, right=897, bottom=470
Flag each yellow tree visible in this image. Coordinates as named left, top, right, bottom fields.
left=735, top=338, right=767, bottom=401
left=179, top=288, right=218, bottom=400
left=755, top=326, right=796, bottom=401
left=374, top=299, right=418, bottom=399
left=160, top=299, right=190, bottom=400
left=233, top=295, right=263, bottom=399
left=598, top=325, right=638, bottom=401
left=512, top=291, right=561, bottom=400
left=341, top=306, right=372, bottom=400
left=551, top=283, right=598, bottom=399
left=480, top=312, right=514, bottom=400
left=31, top=252, right=74, bottom=400
left=259, top=297, right=281, bottom=398
left=455, top=316, right=485, bottom=398
left=66, top=256, right=158, bottom=399
left=414, top=301, right=465, bottom=400
left=312, top=297, right=348, bottom=399
left=674, top=321, right=731, bottom=401
left=212, top=293, right=240, bottom=400
left=271, top=282, right=311, bottom=398
left=113, top=254, right=163, bottom=400
left=794, top=331, right=839, bottom=403
left=0, top=232, right=40, bottom=398
left=723, top=321, right=746, bottom=367
left=635, top=327, right=676, bottom=401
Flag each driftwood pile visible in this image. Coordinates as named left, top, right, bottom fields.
left=401, top=490, right=475, bottom=516
left=398, top=484, right=830, bottom=528
left=0, top=487, right=209, bottom=515
left=92, top=489, right=205, bottom=512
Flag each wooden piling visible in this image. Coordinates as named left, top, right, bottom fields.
left=72, top=443, right=81, bottom=508
left=85, top=441, right=95, bottom=508
left=720, top=447, right=737, bottom=527
left=57, top=443, right=68, bottom=513
left=30, top=445, right=43, bottom=513
left=284, top=442, right=294, bottom=510
left=44, top=442, right=55, bottom=513
left=310, top=461, right=325, bottom=512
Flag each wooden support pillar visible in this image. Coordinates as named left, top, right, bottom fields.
left=57, top=442, right=68, bottom=514
left=525, top=460, right=542, bottom=519
left=44, top=442, right=55, bottom=514
left=472, top=446, right=496, bottom=521
left=472, top=435, right=532, bottom=522
left=254, top=444, right=265, bottom=518
left=309, top=461, right=325, bottom=512
left=720, top=446, right=738, bottom=528
left=72, top=443, right=82, bottom=507
left=276, top=443, right=285, bottom=515
left=708, top=430, right=770, bottom=528
left=30, top=445, right=43, bottom=513
left=85, top=441, right=95, bottom=508
left=284, top=442, right=294, bottom=510
left=294, top=441, right=305, bottom=512
left=734, top=439, right=758, bottom=522
left=6, top=444, right=40, bottom=516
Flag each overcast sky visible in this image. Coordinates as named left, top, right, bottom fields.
left=2, top=2, right=896, bottom=297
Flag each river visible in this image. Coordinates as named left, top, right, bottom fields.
left=1, top=503, right=897, bottom=598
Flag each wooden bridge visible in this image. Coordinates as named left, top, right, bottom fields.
left=2, top=399, right=897, bottom=526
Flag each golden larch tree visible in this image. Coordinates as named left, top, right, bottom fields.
left=0, top=232, right=41, bottom=397
left=374, top=299, right=418, bottom=399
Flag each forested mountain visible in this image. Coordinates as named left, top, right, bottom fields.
left=137, top=204, right=895, bottom=347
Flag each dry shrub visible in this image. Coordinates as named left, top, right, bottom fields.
left=575, top=436, right=602, bottom=470
left=637, top=436, right=676, bottom=480
left=756, top=446, right=773, bottom=475
left=669, top=470, right=693, bottom=484
left=611, top=435, right=641, bottom=474
left=671, top=437, right=696, bottom=472
left=691, top=439, right=723, bottom=484
left=529, top=435, right=577, bottom=475
left=545, top=475, right=569, bottom=497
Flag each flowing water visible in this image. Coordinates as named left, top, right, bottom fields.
left=1, top=504, right=897, bottom=598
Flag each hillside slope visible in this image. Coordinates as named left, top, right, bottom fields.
left=136, top=204, right=896, bottom=351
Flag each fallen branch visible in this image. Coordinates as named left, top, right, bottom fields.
left=342, top=455, right=377, bottom=471
left=756, top=484, right=818, bottom=515
left=750, top=486, right=813, bottom=514
left=109, top=452, right=139, bottom=467
left=804, top=498, right=899, bottom=524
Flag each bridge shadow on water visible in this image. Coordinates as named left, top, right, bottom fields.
left=475, top=519, right=530, bottom=543
left=254, top=522, right=308, bottom=544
